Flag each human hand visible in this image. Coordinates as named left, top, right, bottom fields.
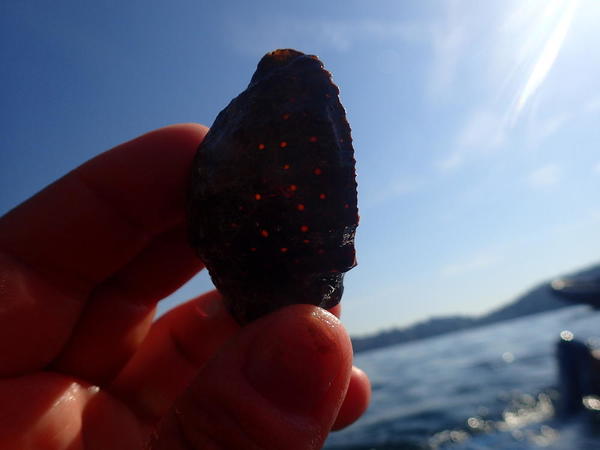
left=0, top=124, right=370, bottom=449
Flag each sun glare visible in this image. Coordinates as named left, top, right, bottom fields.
left=512, top=0, right=579, bottom=121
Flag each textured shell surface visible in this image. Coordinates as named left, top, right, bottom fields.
left=188, top=49, right=358, bottom=324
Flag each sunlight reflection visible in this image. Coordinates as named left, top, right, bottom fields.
left=512, top=0, right=579, bottom=123
left=559, top=330, right=574, bottom=341
left=582, top=395, right=600, bottom=411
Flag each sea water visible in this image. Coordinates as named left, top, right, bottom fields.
left=325, top=305, right=600, bottom=450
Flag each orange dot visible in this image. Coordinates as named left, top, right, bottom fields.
left=255, top=193, right=261, bottom=200
left=303, top=239, right=310, bottom=244
left=319, top=193, right=326, bottom=199
left=282, top=113, right=290, bottom=120
left=250, top=247, right=257, bottom=252
left=280, top=247, right=288, bottom=253
left=300, top=225, right=309, bottom=232
left=260, top=230, right=269, bottom=237
left=258, top=143, right=266, bottom=150
left=296, top=204, right=305, bottom=211
left=309, top=136, right=318, bottom=143
left=283, top=164, right=290, bottom=170
left=279, top=141, right=288, bottom=148
left=289, top=184, right=297, bottom=191
left=313, top=168, right=322, bottom=175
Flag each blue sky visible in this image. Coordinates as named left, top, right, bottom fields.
left=2, top=0, right=600, bottom=335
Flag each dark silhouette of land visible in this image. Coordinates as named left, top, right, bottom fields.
left=351, top=263, right=600, bottom=353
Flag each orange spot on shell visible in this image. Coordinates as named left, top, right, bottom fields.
left=279, top=141, right=288, bottom=148
left=319, top=193, right=326, bottom=199
left=260, top=230, right=269, bottom=237
left=300, top=225, right=309, bottom=232
left=282, top=113, right=290, bottom=120
left=309, top=136, right=318, bottom=143
left=303, top=239, right=310, bottom=244
left=296, top=204, right=305, bottom=211
left=258, top=143, right=266, bottom=150
left=313, top=167, right=322, bottom=175
left=283, top=164, right=290, bottom=170
left=254, top=193, right=262, bottom=200
left=250, top=247, right=257, bottom=252
left=289, top=184, right=297, bottom=191
left=280, top=247, right=288, bottom=253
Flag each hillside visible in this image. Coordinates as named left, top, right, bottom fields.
left=352, top=263, right=600, bottom=353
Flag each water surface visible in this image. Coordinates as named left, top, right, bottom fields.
left=326, top=306, right=600, bottom=449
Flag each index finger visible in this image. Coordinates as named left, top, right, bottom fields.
left=0, top=123, right=207, bottom=295
left=0, top=124, right=207, bottom=375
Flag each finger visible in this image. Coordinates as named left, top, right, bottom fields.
left=0, top=372, right=144, bottom=450
left=110, top=290, right=240, bottom=423
left=0, top=124, right=207, bottom=376
left=52, top=225, right=204, bottom=385
left=111, top=298, right=344, bottom=423
left=328, top=303, right=341, bottom=318
left=0, top=123, right=207, bottom=292
left=332, top=366, right=371, bottom=430
left=150, top=305, right=352, bottom=450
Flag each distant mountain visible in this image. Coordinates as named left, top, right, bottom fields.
left=351, top=263, right=600, bottom=353
left=352, top=316, right=476, bottom=353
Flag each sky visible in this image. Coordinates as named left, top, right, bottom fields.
left=2, top=0, right=600, bottom=336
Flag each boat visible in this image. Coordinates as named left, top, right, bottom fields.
left=556, top=331, right=600, bottom=419
left=549, top=275, right=600, bottom=308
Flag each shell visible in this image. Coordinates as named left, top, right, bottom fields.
left=188, top=49, right=358, bottom=324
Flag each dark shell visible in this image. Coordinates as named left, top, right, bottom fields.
left=188, top=49, right=358, bottom=324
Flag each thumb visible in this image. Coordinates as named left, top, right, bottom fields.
left=149, top=304, right=352, bottom=450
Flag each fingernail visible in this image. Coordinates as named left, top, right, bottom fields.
left=242, top=309, right=345, bottom=414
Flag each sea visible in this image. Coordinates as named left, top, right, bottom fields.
left=325, top=305, right=600, bottom=450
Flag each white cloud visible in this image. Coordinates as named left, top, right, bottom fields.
left=593, top=162, right=600, bottom=175
left=436, top=151, right=464, bottom=172
left=527, top=112, right=570, bottom=147
left=436, top=109, right=506, bottom=172
left=457, top=110, right=506, bottom=150
left=440, top=250, right=502, bottom=278
left=536, top=113, right=569, bottom=139
left=363, top=176, right=424, bottom=207
left=527, top=163, right=561, bottom=188
left=427, top=21, right=466, bottom=99
left=388, top=178, right=423, bottom=196
left=226, top=16, right=425, bottom=55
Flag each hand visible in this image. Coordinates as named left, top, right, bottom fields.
left=0, top=124, right=371, bottom=449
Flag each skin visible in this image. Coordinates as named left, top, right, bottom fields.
left=0, top=124, right=371, bottom=450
